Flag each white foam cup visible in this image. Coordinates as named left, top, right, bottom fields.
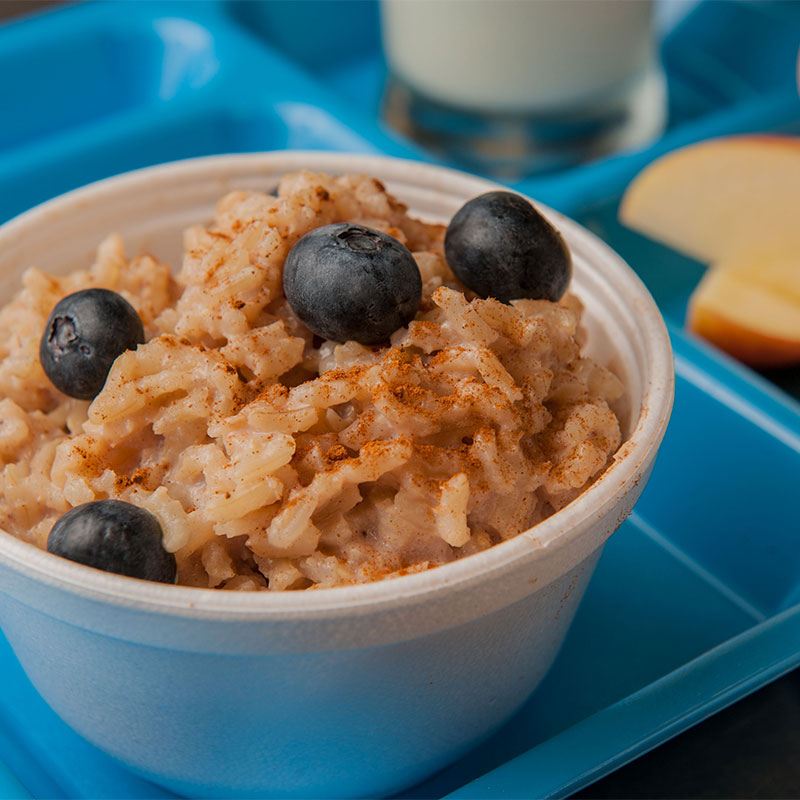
left=0, top=153, right=673, bottom=798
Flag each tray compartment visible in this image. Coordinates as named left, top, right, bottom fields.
left=661, top=0, right=800, bottom=106
left=635, top=339, right=800, bottom=616
left=0, top=2, right=420, bottom=229
left=230, top=102, right=388, bottom=154
left=405, top=507, right=762, bottom=798
left=565, top=166, right=800, bottom=615
left=0, top=100, right=389, bottom=227
left=227, top=0, right=380, bottom=80
left=0, top=16, right=220, bottom=155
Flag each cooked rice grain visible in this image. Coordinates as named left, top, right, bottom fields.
left=0, top=171, right=623, bottom=589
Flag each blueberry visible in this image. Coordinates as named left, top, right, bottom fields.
left=444, top=191, right=572, bottom=303
left=40, top=288, right=145, bottom=400
left=47, top=499, right=176, bottom=583
left=283, top=223, right=422, bottom=345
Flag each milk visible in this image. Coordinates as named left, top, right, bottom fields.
left=381, top=0, right=657, bottom=115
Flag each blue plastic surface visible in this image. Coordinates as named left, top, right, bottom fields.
left=0, top=1, right=799, bottom=798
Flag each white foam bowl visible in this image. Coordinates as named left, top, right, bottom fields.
left=0, top=153, right=673, bottom=798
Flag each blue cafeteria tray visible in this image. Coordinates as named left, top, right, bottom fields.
left=1, top=1, right=800, bottom=797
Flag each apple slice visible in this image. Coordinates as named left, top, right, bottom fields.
left=688, top=256, right=800, bottom=367
left=620, top=135, right=800, bottom=264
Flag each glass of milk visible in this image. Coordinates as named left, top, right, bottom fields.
left=380, top=0, right=666, bottom=178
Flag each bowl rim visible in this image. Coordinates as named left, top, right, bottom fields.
left=0, top=151, right=674, bottom=619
